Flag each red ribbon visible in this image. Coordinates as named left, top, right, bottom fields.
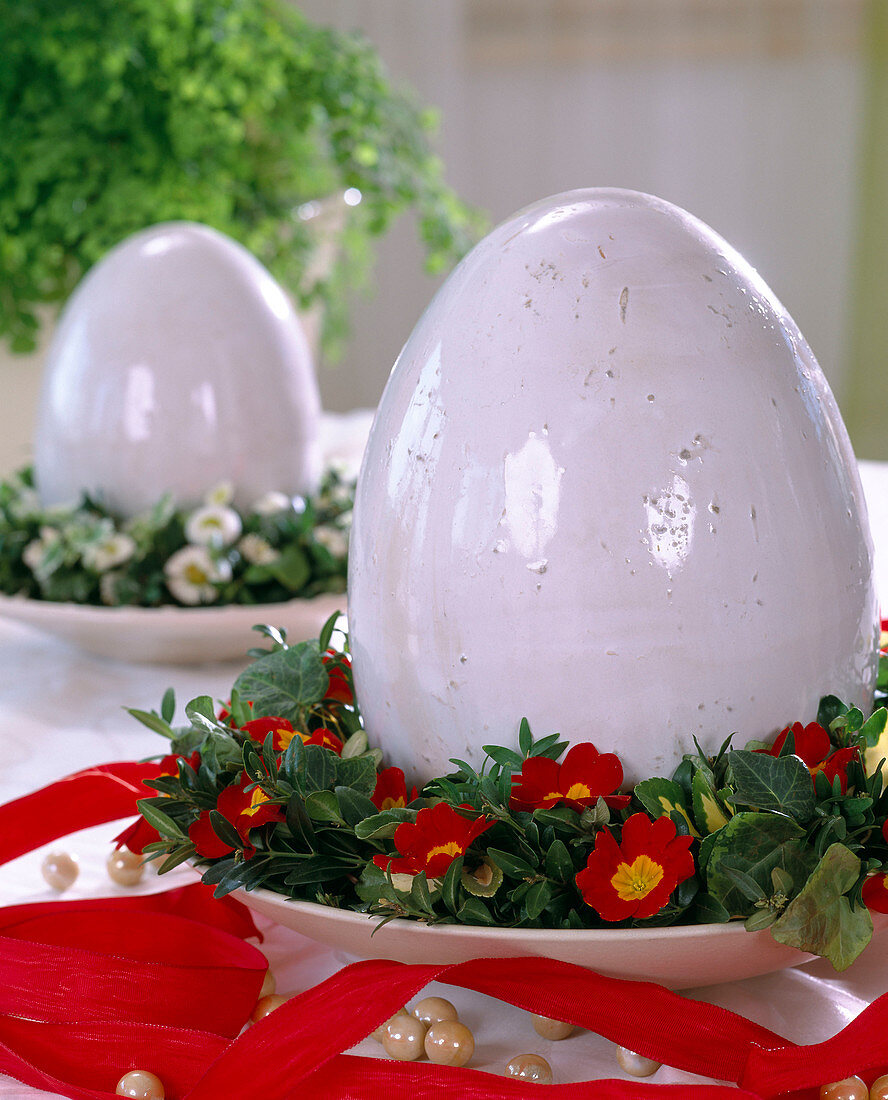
left=0, top=762, right=885, bottom=1098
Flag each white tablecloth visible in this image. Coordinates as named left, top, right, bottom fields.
left=0, top=460, right=887, bottom=1096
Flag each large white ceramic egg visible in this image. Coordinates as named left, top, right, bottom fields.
left=349, top=188, right=878, bottom=785
left=34, top=223, right=320, bottom=515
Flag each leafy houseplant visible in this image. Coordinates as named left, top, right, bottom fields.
left=0, top=0, right=482, bottom=354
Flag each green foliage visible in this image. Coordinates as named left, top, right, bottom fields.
left=0, top=0, right=484, bottom=354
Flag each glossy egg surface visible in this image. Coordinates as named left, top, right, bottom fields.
left=34, top=222, right=320, bottom=515
left=349, top=189, right=877, bottom=783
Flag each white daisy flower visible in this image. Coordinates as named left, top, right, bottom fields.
left=204, top=481, right=235, bottom=507
left=9, top=487, right=42, bottom=520
left=184, top=505, right=242, bottom=547
left=314, top=524, right=349, bottom=559
left=82, top=532, right=136, bottom=573
left=250, top=490, right=292, bottom=516
left=164, top=546, right=233, bottom=605
left=238, top=533, right=279, bottom=566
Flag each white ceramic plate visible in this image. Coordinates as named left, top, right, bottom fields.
left=234, top=886, right=888, bottom=990
left=0, top=591, right=345, bottom=664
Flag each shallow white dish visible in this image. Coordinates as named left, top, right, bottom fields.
left=0, top=591, right=345, bottom=664
left=235, top=886, right=888, bottom=990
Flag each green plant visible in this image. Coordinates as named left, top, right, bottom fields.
left=0, top=0, right=483, bottom=354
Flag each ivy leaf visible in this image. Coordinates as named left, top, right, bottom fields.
left=706, top=812, right=817, bottom=916
left=333, top=754, right=377, bottom=797
left=633, top=777, right=699, bottom=837
left=771, top=843, right=873, bottom=970
left=726, top=750, right=815, bottom=822
left=233, top=642, right=328, bottom=723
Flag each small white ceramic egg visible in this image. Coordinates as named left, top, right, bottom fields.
left=348, top=188, right=878, bottom=784
left=34, top=222, right=321, bottom=515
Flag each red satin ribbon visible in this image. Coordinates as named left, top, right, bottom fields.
left=0, top=762, right=885, bottom=1099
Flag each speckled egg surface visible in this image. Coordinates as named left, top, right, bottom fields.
left=348, top=188, right=877, bottom=784
left=34, top=222, right=320, bottom=515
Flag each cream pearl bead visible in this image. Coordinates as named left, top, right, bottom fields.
left=250, top=993, right=290, bottom=1022
left=531, top=1013, right=575, bottom=1040
left=381, top=1015, right=427, bottom=1061
left=413, top=996, right=459, bottom=1027
left=819, top=1078, right=869, bottom=1100
left=424, top=1020, right=475, bottom=1067
left=106, top=849, right=145, bottom=887
left=871, top=1073, right=888, bottom=1100
left=41, top=851, right=78, bottom=892
left=616, top=1046, right=661, bottom=1077
left=115, top=1069, right=165, bottom=1098
left=506, top=1054, right=553, bottom=1084
left=259, top=969, right=276, bottom=998
left=371, top=1008, right=410, bottom=1043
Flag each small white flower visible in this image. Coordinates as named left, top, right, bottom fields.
left=314, top=524, right=349, bottom=559
left=164, top=546, right=233, bottom=605
left=82, top=532, right=136, bottom=573
left=9, top=487, right=42, bottom=520
left=250, top=490, right=292, bottom=516
left=184, top=505, right=242, bottom=547
left=204, top=481, right=235, bottom=507
left=238, top=533, right=279, bottom=566
left=22, top=528, right=60, bottom=573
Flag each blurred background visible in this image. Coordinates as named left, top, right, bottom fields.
left=2, top=0, right=885, bottom=468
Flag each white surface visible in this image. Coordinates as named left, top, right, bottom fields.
left=34, top=222, right=321, bottom=515
left=350, top=188, right=877, bottom=786
left=0, top=459, right=885, bottom=1095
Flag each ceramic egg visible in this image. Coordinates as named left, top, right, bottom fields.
left=349, top=188, right=877, bottom=783
left=34, top=222, right=320, bottom=516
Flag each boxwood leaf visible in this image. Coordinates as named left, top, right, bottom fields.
left=354, top=808, right=416, bottom=841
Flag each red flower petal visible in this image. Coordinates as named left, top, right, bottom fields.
left=188, top=811, right=235, bottom=859
left=323, top=650, right=354, bottom=705
left=509, top=756, right=561, bottom=812
left=863, top=873, right=888, bottom=914
left=385, top=802, right=491, bottom=877
left=371, top=767, right=418, bottom=811
left=113, top=816, right=159, bottom=855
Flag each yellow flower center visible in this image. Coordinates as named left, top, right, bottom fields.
left=273, top=726, right=296, bottom=750
left=563, top=782, right=593, bottom=801
left=242, top=788, right=271, bottom=818
left=610, top=854, right=664, bottom=902
left=380, top=796, right=406, bottom=811
left=184, top=563, right=209, bottom=585
left=425, top=841, right=464, bottom=862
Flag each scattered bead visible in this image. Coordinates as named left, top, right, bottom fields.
left=106, top=849, right=145, bottom=887
left=41, top=851, right=78, bottom=892
left=250, top=993, right=290, bottom=1022
left=871, top=1074, right=888, bottom=1100
left=506, top=1054, right=553, bottom=1084
left=371, top=1008, right=409, bottom=1043
left=819, top=1078, right=869, bottom=1100
left=424, top=1020, right=475, bottom=1067
left=381, top=1015, right=427, bottom=1061
left=531, top=1013, right=575, bottom=1040
left=616, top=1046, right=661, bottom=1077
left=115, top=1069, right=165, bottom=1098
left=413, top=996, right=459, bottom=1027
left=259, top=969, right=276, bottom=998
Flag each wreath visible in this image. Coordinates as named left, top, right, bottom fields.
left=123, top=614, right=888, bottom=970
